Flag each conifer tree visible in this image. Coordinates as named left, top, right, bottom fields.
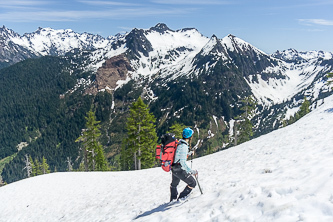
left=41, top=156, right=50, bottom=174
left=234, top=96, right=256, bottom=145
left=34, top=158, right=42, bottom=176
left=327, top=73, right=333, bottom=89
left=167, top=122, right=187, bottom=139
left=287, top=97, right=311, bottom=125
left=122, top=97, right=157, bottom=170
left=78, top=161, right=85, bottom=171
left=29, top=155, right=36, bottom=177
left=298, top=97, right=310, bottom=118
left=95, top=143, right=108, bottom=171
left=76, top=108, right=109, bottom=171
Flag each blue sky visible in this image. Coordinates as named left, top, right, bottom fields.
left=0, top=0, right=332, bottom=53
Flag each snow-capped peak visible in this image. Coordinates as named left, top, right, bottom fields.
left=149, top=23, right=172, bottom=33
left=221, top=34, right=267, bottom=56
left=200, top=35, right=219, bottom=56
left=145, top=25, right=208, bottom=52
left=8, top=27, right=113, bottom=56
left=0, top=26, right=20, bottom=39
left=272, top=49, right=333, bottom=62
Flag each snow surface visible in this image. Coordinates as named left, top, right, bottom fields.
left=1, top=96, right=333, bottom=221
left=246, top=60, right=331, bottom=106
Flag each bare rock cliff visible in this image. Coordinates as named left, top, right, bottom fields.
left=87, top=54, right=133, bottom=94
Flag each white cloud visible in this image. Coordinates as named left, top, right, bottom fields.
left=77, top=0, right=140, bottom=7
left=0, top=0, right=44, bottom=5
left=0, top=7, right=189, bottom=22
left=0, top=0, right=49, bottom=8
left=299, top=19, right=333, bottom=26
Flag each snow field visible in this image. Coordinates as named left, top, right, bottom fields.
left=1, top=96, right=333, bottom=222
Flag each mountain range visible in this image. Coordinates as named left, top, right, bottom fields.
left=0, top=23, right=332, bottom=183
left=1, top=23, right=331, bottom=105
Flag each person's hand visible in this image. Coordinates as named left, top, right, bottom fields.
left=190, top=169, right=198, bottom=176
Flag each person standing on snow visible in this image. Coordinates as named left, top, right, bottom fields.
left=170, top=127, right=198, bottom=202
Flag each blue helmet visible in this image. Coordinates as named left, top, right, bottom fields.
left=182, top=127, right=194, bottom=139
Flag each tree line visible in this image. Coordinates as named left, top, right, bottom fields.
left=23, top=154, right=51, bottom=177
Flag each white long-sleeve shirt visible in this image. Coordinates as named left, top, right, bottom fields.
left=174, top=139, right=192, bottom=173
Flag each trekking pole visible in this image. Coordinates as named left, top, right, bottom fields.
left=194, top=174, right=203, bottom=195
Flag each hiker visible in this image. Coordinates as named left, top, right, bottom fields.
left=170, top=127, right=197, bottom=202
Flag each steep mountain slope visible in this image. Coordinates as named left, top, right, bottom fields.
left=0, top=56, right=115, bottom=183
left=0, top=26, right=38, bottom=68
left=1, top=95, right=332, bottom=221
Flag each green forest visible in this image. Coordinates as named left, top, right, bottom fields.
left=0, top=56, right=100, bottom=182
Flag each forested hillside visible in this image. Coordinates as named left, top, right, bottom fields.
left=0, top=56, right=112, bottom=182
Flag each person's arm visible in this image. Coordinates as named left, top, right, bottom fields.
left=177, top=144, right=192, bottom=173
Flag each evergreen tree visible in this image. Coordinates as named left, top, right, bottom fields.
left=34, top=158, right=42, bottom=176
left=167, top=122, right=187, bottom=139
left=41, top=157, right=51, bottom=174
left=298, top=97, right=310, bottom=118
left=76, top=108, right=109, bottom=171
left=29, top=156, right=36, bottom=177
left=122, top=97, right=157, bottom=170
left=120, top=141, right=131, bottom=171
left=78, top=161, right=85, bottom=171
left=327, top=73, right=333, bottom=88
left=234, top=96, right=256, bottom=145
left=238, top=118, right=254, bottom=144
left=287, top=97, right=311, bottom=125
left=95, top=143, right=108, bottom=171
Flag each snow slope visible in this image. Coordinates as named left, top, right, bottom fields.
left=247, top=58, right=332, bottom=106
left=1, top=96, right=333, bottom=222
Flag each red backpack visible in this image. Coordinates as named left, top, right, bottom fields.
left=156, top=133, right=179, bottom=172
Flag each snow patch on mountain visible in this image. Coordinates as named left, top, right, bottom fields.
left=128, top=27, right=209, bottom=81
left=272, top=49, right=333, bottom=62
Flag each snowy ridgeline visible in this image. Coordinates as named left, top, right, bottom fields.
left=1, top=97, right=333, bottom=222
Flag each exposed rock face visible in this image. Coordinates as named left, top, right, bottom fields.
left=94, top=54, right=133, bottom=93
left=125, top=28, right=153, bottom=58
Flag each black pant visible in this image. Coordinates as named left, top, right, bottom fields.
left=170, top=165, right=196, bottom=201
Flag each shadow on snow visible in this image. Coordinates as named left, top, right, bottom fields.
left=134, top=202, right=180, bottom=220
